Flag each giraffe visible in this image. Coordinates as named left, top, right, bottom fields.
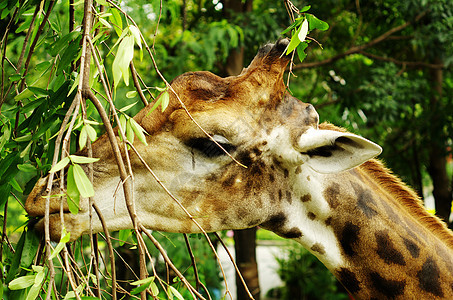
left=25, top=39, right=453, bottom=299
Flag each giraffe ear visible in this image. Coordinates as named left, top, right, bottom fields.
left=297, top=128, right=382, bottom=174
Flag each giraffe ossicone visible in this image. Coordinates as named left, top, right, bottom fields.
left=26, top=39, right=453, bottom=299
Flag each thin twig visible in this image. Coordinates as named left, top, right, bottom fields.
left=92, top=203, right=117, bottom=300
left=184, top=234, right=212, bottom=300
left=130, top=62, right=149, bottom=106
left=140, top=226, right=205, bottom=300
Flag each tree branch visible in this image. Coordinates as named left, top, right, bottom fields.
left=359, top=51, right=443, bottom=69
left=294, top=10, right=429, bottom=69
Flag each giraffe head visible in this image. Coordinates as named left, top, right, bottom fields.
left=25, top=39, right=381, bottom=241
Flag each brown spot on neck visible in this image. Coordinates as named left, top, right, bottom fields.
left=323, top=182, right=340, bottom=209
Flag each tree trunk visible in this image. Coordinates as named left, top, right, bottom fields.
left=427, top=61, right=452, bottom=224
left=234, top=227, right=260, bottom=300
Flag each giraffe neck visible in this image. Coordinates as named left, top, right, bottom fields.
left=282, top=160, right=453, bottom=299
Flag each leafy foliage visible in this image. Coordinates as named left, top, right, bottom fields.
left=270, top=244, right=348, bottom=300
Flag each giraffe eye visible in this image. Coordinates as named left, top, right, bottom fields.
left=188, top=135, right=235, bottom=158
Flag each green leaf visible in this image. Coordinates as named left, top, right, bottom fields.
left=160, top=90, right=170, bottom=112
left=9, top=74, right=22, bottom=82
left=98, top=17, right=111, bottom=28
left=296, top=42, right=308, bottom=62
left=20, top=231, right=40, bottom=269
left=67, top=165, right=80, bottom=215
left=10, top=178, right=23, bottom=193
left=8, top=275, right=36, bottom=290
left=129, top=118, right=148, bottom=145
left=84, top=119, right=102, bottom=126
left=109, top=8, right=123, bottom=37
left=306, top=14, right=329, bottom=31
left=130, top=283, right=149, bottom=295
left=130, top=276, right=155, bottom=286
left=300, top=5, right=311, bottom=12
left=119, top=101, right=138, bottom=112
left=150, top=281, right=159, bottom=296
left=286, top=29, right=301, bottom=55
left=281, top=19, right=302, bottom=36
left=298, top=19, right=309, bottom=42
left=69, top=155, right=100, bottom=164
left=112, top=35, right=135, bottom=89
left=49, top=156, right=70, bottom=173
left=72, top=164, right=94, bottom=198
left=48, top=229, right=70, bottom=260
left=145, top=96, right=162, bottom=116
left=168, top=286, right=184, bottom=300
left=17, top=164, right=36, bottom=173
left=128, top=25, right=142, bottom=50
left=85, top=124, right=97, bottom=142
left=14, top=134, right=32, bottom=142
left=126, top=118, right=135, bottom=144
left=6, top=230, right=26, bottom=283
left=79, top=126, right=88, bottom=150
left=0, top=122, right=11, bottom=152
left=126, top=91, right=137, bottom=98
left=118, top=229, right=131, bottom=246
left=94, top=0, right=109, bottom=6
left=14, top=88, right=34, bottom=102
left=130, top=276, right=155, bottom=295
left=25, top=282, right=41, bottom=300
left=119, top=114, right=127, bottom=136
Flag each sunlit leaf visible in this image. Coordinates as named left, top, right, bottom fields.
left=119, top=101, right=138, bottom=112
left=8, top=275, right=36, bottom=290
left=126, top=91, right=137, bottom=98
left=160, top=90, right=170, bottom=112
left=49, top=156, right=70, bottom=173
left=128, top=25, right=142, bottom=49
left=25, top=283, right=41, bottom=300
left=119, top=114, right=127, bottom=137
left=79, top=126, right=88, bottom=150
left=286, top=29, right=301, bottom=55
left=129, top=118, right=148, bottom=145
left=110, top=8, right=123, bottom=37
left=169, top=286, right=184, bottom=300
left=98, top=17, right=111, bottom=28
left=298, top=19, right=309, bottom=42
left=113, top=35, right=135, bottom=89
left=72, top=163, right=94, bottom=198
left=130, top=276, right=155, bottom=286
left=48, top=228, right=70, bottom=260
left=150, top=281, right=159, bottom=296
left=126, top=118, right=135, bottom=144
left=69, top=155, right=100, bottom=164
left=67, top=165, right=80, bottom=214
left=85, top=124, right=97, bottom=142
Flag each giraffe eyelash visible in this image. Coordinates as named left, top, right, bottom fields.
left=187, top=135, right=236, bottom=158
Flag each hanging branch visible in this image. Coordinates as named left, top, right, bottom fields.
left=293, top=10, right=429, bottom=70
left=183, top=234, right=212, bottom=300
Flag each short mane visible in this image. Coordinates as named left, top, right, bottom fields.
left=359, top=159, right=453, bottom=249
